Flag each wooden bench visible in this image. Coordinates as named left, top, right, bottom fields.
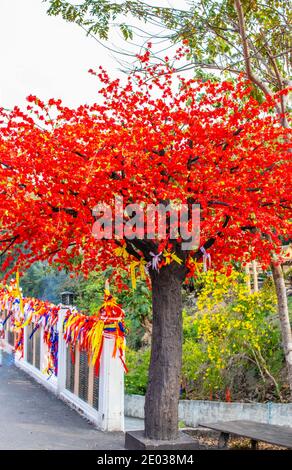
left=199, top=420, right=292, bottom=449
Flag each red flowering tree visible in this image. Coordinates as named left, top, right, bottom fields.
left=0, top=50, right=291, bottom=440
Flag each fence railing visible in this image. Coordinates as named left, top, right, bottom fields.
left=3, top=306, right=125, bottom=432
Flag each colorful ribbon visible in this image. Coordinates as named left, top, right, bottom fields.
left=63, top=289, right=127, bottom=375
left=0, top=281, right=127, bottom=377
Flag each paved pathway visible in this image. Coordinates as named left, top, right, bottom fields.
left=0, top=353, right=141, bottom=450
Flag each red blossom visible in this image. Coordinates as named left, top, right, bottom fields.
left=0, top=52, right=291, bottom=281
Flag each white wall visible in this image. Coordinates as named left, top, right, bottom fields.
left=125, top=394, right=292, bottom=428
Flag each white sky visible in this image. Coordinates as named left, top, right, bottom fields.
left=0, top=0, right=189, bottom=109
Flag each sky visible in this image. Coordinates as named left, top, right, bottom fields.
left=0, top=0, right=189, bottom=109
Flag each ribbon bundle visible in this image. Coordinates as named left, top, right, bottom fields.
left=114, top=241, right=186, bottom=289
left=43, top=308, right=59, bottom=377
left=63, top=289, right=128, bottom=374
left=0, top=281, right=127, bottom=377
left=0, top=282, right=61, bottom=375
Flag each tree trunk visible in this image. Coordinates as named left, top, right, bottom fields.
left=271, top=262, right=292, bottom=396
left=252, top=260, right=259, bottom=292
left=144, top=263, right=185, bottom=440
left=245, top=263, right=251, bottom=293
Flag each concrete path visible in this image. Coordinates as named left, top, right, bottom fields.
left=0, top=353, right=134, bottom=450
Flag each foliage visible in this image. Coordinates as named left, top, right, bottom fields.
left=284, top=267, right=292, bottom=285
left=125, top=347, right=150, bottom=395
left=183, top=270, right=283, bottom=399
left=45, top=1, right=291, bottom=96
left=63, top=269, right=112, bottom=314
left=288, top=297, right=292, bottom=320
left=21, top=261, right=69, bottom=303
left=45, top=0, right=143, bottom=40
left=117, top=278, right=152, bottom=349
left=21, top=262, right=48, bottom=298
left=55, top=267, right=152, bottom=348
left=127, top=269, right=286, bottom=401
left=0, top=50, right=290, bottom=284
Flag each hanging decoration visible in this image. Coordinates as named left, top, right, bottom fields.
left=0, top=278, right=128, bottom=377
left=63, top=287, right=128, bottom=375
left=113, top=244, right=129, bottom=260
left=113, top=241, right=187, bottom=289
left=130, top=258, right=147, bottom=290
left=162, top=250, right=183, bottom=266
left=0, top=282, right=62, bottom=375
left=200, top=246, right=212, bottom=272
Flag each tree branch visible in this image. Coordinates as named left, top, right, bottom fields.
left=234, top=0, right=282, bottom=114
left=0, top=235, right=19, bottom=257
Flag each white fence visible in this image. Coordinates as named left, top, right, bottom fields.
left=3, top=306, right=125, bottom=432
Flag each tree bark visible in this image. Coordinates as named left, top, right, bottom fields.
left=245, top=263, right=251, bottom=293
left=271, top=262, right=292, bottom=396
left=252, top=260, right=258, bottom=292
left=144, top=263, right=186, bottom=440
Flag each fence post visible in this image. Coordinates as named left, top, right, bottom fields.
left=98, top=335, right=125, bottom=432
left=23, top=325, right=28, bottom=362
left=39, top=323, right=46, bottom=373
left=57, top=307, right=67, bottom=394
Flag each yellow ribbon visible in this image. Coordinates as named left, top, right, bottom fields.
left=101, top=293, right=118, bottom=309
left=139, top=258, right=147, bottom=280
left=163, top=250, right=183, bottom=265
left=130, top=262, right=138, bottom=290
left=90, top=320, right=105, bottom=366
left=21, top=313, right=33, bottom=328
left=113, top=336, right=125, bottom=358
left=114, top=245, right=129, bottom=260
left=130, top=258, right=147, bottom=289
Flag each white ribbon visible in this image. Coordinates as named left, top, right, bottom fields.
left=148, top=251, right=162, bottom=272
left=200, top=246, right=211, bottom=272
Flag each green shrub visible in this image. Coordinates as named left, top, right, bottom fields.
left=125, top=347, right=150, bottom=395
left=125, top=269, right=286, bottom=401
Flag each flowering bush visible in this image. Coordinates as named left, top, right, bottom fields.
left=182, top=270, right=284, bottom=400
left=126, top=269, right=286, bottom=401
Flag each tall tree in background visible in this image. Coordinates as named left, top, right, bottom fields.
left=0, top=53, right=291, bottom=438
left=45, top=1, right=291, bottom=95
left=46, top=0, right=292, bottom=396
